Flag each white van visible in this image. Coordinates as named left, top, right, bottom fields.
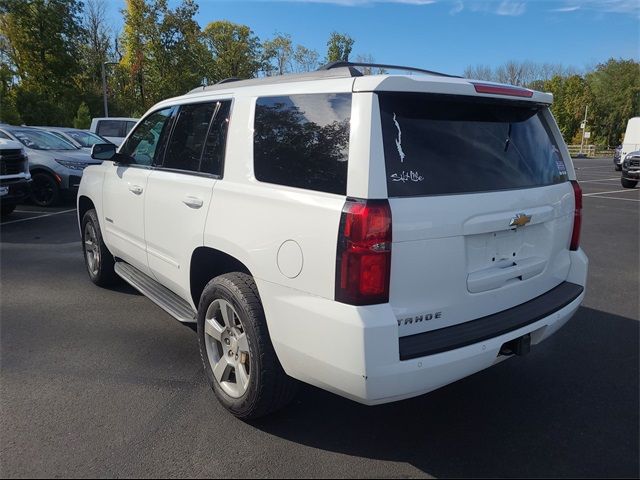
left=89, top=117, right=138, bottom=146
left=620, top=117, right=640, bottom=162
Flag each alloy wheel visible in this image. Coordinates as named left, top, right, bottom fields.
left=204, top=299, right=251, bottom=398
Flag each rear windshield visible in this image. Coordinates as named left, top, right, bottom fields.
left=378, top=93, right=568, bottom=197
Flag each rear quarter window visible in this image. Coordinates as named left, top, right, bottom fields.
left=253, top=93, right=351, bottom=195
left=379, top=93, right=568, bottom=197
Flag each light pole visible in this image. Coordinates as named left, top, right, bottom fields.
left=101, top=62, right=118, bottom=117
left=579, top=105, right=589, bottom=156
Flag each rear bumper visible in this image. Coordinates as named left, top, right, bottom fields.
left=259, top=249, right=588, bottom=405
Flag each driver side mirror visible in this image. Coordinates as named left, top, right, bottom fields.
left=91, top=143, right=116, bottom=161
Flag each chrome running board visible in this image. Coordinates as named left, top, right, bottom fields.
left=115, top=261, right=197, bottom=323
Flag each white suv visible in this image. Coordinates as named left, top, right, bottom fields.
left=78, top=62, right=588, bottom=419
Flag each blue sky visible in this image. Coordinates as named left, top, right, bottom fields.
left=105, top=0, right=639, bottom=75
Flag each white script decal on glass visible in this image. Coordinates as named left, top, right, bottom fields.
left=390, top=170, right=425, bottom=183
left=393, top=113, right=406, bottom=163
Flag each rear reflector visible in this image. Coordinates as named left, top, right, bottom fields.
left=335, top=198, right=392, bottom=306
left=570, top=180, right=582, bottom=251
left=473, top=83, right=534, bottom=98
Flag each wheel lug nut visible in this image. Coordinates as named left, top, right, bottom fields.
left=224, top=338, right=230, bottom=345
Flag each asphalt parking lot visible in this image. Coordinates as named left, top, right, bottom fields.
left=1, top=156, right=638, bottom=478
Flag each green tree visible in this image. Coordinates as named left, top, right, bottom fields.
left=586, top=58, right=640, bottom=145
left=263, top=33, right=293, bottom=76
left=77, top=0, right=112, bottom=117
left=292, top=45, right=319, bottom=73
left=542, top=74, right=591, bottom=143
left=325, top=32, right=354, bottom=63
left=0, top=32, right=22, bottom=124
left=1, top=0, right=85, bottom=125
left=202, top=20, right=261, bottom=82
left=73, top=102, right=91, bottom=129
left=120, top=0, right=154, bottom=110
left=147, top=0, right=209, bottom=101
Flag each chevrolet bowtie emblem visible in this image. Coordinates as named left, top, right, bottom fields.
left=510, top=213, right=532, bottom=228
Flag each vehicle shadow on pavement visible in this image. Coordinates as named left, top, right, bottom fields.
left=252, top=306, right=639, bottom=478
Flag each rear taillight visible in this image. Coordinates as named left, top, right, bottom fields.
left=570, top=180, right=582, bottom=251
left=335, top=198, right=392, bottom=306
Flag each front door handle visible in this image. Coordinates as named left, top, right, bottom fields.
left=128, top=184, right=143, bottom=195
left=182, top=195, right=203, bottom=209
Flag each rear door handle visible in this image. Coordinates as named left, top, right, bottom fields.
left=182, top=195, right=203, bottom=209
left=128, top=184, right=143, bottom=195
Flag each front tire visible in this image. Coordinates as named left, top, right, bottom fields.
left=197, top=272, right=297, bottom=420
left=621, top=177, right=638, bottom=189
left=81, top=209, right=118, bottom=286
left=615, top=164, right=622, bottom=171
left=30, top=172, right=60, bottom=207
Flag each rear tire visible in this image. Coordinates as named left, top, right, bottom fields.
left=81, top=209, right=118, bottom=286
left=30, top=172, right=60, bottom=207
left=621, top=177, right=638, bottom=189
left=197, top=272, right=298, bottom=420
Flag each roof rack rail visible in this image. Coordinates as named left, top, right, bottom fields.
left=317, top=61, right=461, bottom=78
left=216, top=77, right=243, bottom=85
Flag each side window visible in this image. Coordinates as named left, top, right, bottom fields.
left=163, top=102, right=217, bottom=172
left=125, top=121, right=137, bottom=135
left=200, top=101, right=231, bottom=176
left=96, top=120, right=123, bottom=138
left=0, top=130, right=11, bottom=140
left=253, top=93, right=351, bottom=195
left=120, top=108, right=174, bottom=166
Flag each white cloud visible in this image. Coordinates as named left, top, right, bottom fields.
left=272, top=0, right=437, bottom=4
left=551, top=1, right=639, bottom=14
left=467, top=1, right=527, bottom=16
left=496, top=1, right=526, bottom=15
left=450, top=0, right=464, bottom=14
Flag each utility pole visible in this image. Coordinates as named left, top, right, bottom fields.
left=579, top=105, right=589, bottom=155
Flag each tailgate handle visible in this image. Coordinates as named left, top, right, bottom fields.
left=467, top=257, right=547, bottom=293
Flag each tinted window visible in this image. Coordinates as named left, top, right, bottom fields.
left=10, top=129, right=77, bottom=150
left=65, top=130, right=109, bottom=147
left=97, top=120, right=123, bottom=137
left=163, top=102, right=217, bottom=172
left=201, top=101, right=231, bottom=176
left=254, top=93, right=351, bottom=195
left=120, top=108, right=174, bottom=166
left=379, top=93, right=568, bottom=197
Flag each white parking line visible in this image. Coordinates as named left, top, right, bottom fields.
left=575, top=165, right=616, bottom=170
left=579, top=178, right=622, bottom=183
left=583, top=189, right=639, bottom=197
left=14, top=209, right=60, bottom=214
left=584, top=196, right=640, bottom=203
left=1, top=209, right=76, bottom=225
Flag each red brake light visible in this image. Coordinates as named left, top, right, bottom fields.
left=472, top=83, right=534, bottom=98
left=335, top=199, right=392, bottom=306
left=570, top=180, right=582, bottom=251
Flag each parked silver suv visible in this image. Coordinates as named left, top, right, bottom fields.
left=0, top=126, right=100, bottom=207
